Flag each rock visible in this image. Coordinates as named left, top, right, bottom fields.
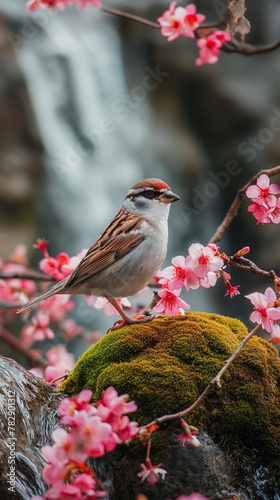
left=60, top=312, right=280, bottom=499
left=0, top=356, right=63, bottom=499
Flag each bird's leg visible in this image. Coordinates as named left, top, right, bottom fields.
left=107, top=298, right=154, bottom=332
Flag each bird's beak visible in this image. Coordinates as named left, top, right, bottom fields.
left=160, top=190, right=180, bottom=204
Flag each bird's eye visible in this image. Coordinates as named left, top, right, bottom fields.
left=143, top=190, right=158, bottom=200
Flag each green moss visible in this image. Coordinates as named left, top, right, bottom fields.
left=59, top=312, right=280, bottom=463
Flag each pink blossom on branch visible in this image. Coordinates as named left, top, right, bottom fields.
left=158, top=255, right=200, bottom=292
left=246, top=174, right=280, bottom=206
left=158, top=2, right=205, bottom=42
left=187, top=243, right=223, bottom=279
left=246, top=174, right=280, bottom=224
left=21, top=312, right=55, bottom=346
left=34, top=387, right=138, bottom=499
left=39, top=252, right=71, bottom=281
left=27, top=0, right=101, bottom=11
left=153, top=288, right=190, bottom=316
left=245, top=287, right=280, bottom=334
left=196, top=30, right=231, bottom=66
left=138, top=457, right=167, bottom=485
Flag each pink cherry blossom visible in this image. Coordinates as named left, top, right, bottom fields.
left=177, top=419, right=201, bottom=447
left=44, top=345, right=75, bottom=385
left=246, top=174, right=280, bottom=224
left=138, top=458, right=167, bottom=485
left=27, top=0, right=101, bottom=11
left=96, top=387, right=139, bottom=442
left=246, top=174, right=280, bottom=206
left=187, top=243, right=223, bottom=279
left=33, top=238, right=49, bottom=257
left=0, top=261, right=36, bottom=306
left=196, top=30, right=231, bottom=66
left=224, top=280, right=240, bottom=298
left=39, top=294, right=74, bottom=323
left=269, top=198, right=280, bottom=224
left=21, top=312, right=55, bottom=346
left=153, top=288, right=190, bottom=316
left=58, top=389, right=94, bottom=419
left=247, top=201, right=274, bottom=224
left=61, top=318, right=84, bottom=339
left=39, top=252, right=71, bottom=281
left=77, top=0, right=102, bottom=8
left=158, top=2, right=205, bottom=42
left=61, top=248, right=88, bottom=275
left=158, top=255, right=200, bottom=292
left=177, top=431, right=201, bottom=447
left=27, top=0, right=73, bottom=11
left=245, top=287, right=280, bottom=333
left=180, top=4, right=205, bottom=38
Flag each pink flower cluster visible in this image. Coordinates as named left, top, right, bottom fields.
left=39, top=248, right=87, bottom=281
left=196, top=30, right=231, bottom=66
left=246, top=287, right=280, bottom=343
left=21, top=295, right=75, bottom=346
left=158, top=2, right=205, bottom=42
left=30, top=344, right=75, bottom=386
left=27, top=0, right=101, bottom=11
left=158, top=2, right=231, bottom=65
left=0, top=246, right=36, bottom=312
left=33, top=387, right=138, bottom=499
left=246, top=174, right=280, bottom=224
left=154, top=243, right=224, bottom=316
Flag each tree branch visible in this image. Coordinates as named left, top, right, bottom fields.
left=100, top=5, right=280, bottom=57
left=101, top=6, right=160, bottom=29
left=0, top=271, right=53, bottom=282
left=227, top=256, right=279, bottom=281
left=222, top=38, right=280, bottom=55
left=208, top=165, right=280, bottom=244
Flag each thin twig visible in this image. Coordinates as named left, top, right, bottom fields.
left=141, top=325, right=260, bottom=429
left=208, top=165, right=280, bottom=244
left=0, top=271, right=53, bottom=282
left=228, top=257, right=278, bottom=280
left=101, top=6, right=160, bottom=29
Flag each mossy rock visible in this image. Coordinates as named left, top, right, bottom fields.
left=60, top=312, right=280, bottom=464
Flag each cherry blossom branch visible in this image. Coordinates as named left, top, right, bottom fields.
left=222, top=38, right=280, bottom=55
left=0, top=271, right=53, bottom=281
left=100, top=6, right=280, bottom=56
left=208, top=165, right=280, bottom=244
left=228, top=256, right=279, bottom=282
left=101, top=6, right=160, bottom=29
left=0, top=325, right=48, bottom=368
left=141, top=324, right=261, bottom=429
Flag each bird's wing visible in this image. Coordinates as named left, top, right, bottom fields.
left=65, top=209, right=145, bottom=288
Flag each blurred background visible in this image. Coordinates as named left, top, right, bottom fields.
left=0, top=0, right=280, bottom=357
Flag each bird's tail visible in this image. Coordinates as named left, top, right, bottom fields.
left=16, top=276, right=70, bottom=314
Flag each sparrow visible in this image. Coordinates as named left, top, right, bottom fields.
left=17, top=178, right=180, bottom=329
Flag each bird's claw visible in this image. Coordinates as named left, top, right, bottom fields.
left=107, top=314, right=155, bottom=333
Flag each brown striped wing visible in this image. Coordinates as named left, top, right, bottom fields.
left=66, top=209, right=145, bottom=288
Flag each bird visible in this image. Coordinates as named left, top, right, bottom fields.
left=17, top=178, right=180, bottom=329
